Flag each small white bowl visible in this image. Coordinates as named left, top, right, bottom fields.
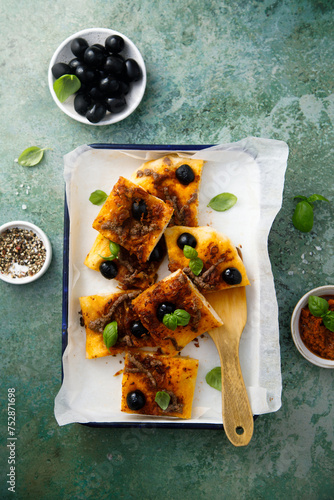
left=0, top=221, right=52, bottom=284
left=48, top=28, right=147, bottom=125
left=291, top=285, right=334, bottom=369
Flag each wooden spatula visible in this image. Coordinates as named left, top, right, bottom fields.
left=205, top=286, right=254, bottom=446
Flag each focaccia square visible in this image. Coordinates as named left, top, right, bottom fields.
left=131, top=154, right=204, bottom=227
left=92, top=176, right=173, bottom=263
left=79, top=291, right=156, bottom=359
left=121, top=351, right=199, bottom=419
left=132, top=269, right=223, bottom=355
left=84, top=233, right=165, bottom=290
left=164, top=226, right=250, bottom=293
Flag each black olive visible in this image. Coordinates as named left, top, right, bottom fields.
left=74, top=93, right=92, bottom=116
left=52, top=62, right=73, bottom=79
left=126, top=390, right=146, bottom=411
left=149, top=237, right=166, bottom=262
left=119, top=80, right=130, bottom=95
left=130, top=321, right=148, bottom=338
left=92, top=43, right=108, bottom=56
left=89, top=86, right=106, bottom=102
left=69, top=58, right=82, bottom=71
left=123, top=59, right=141, bottom=82
left=175, top=164, right=195, bottom=185
left=177, top=232, right=197, bottom=250
left=105, top=96, right=127, bottom=113
left=221, top=267, right=242, bottom=285
left=84, top=46, right=105, bottom=68
left=86, top=103, right=107, bottom=123
left=104, top=55, right=125, bottom=76
left=132, top=200, right=148, bottom=220
left=71, top=37, right=89, bottom=58
left=99, top=76, right=120, bottom=95
left=75, top=64, right=96, bottom=84
left=99, top=260, right=118, bottom=279
left=157, top=302, right=176, bottom=322
left=105, top=35, right=125, bottom=54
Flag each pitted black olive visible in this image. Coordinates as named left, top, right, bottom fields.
left=105, top=35, right=125, bottom=54
left=71, top=37, right=89, bottom=58
left=175, top=164, right=195, bottom=185
left=130, top=321, right=148, bottom=338
left=74, top=93, right=92, bottom=116
left=132, top=200, right=148, bottom=220
left=126, top=390, right=146, bottom=410
left=221, top=267, right=242, bottom=285
left=51, top=62, right=73, bottom=79
left=99, top=260, right=118, bottom=279
left=149, top=237, right=166, bottom=262
left=177, top=232, right=197, bottom=250
left=157, top=302, right=176, bottom=322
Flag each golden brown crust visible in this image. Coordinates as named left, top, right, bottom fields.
left=164, top=226, right=250, bottom=293
left=79, top=292, right=156, bottom=359
left=132, top=269, right=223, bottom=355
left=92, top=176, right=173, bottom=262
left=121, top=351, right=199, bottom=419
left=131, top=155, right=204, bottom=227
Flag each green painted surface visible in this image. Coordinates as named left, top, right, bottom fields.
left=0, top=0, right=333, bottom=498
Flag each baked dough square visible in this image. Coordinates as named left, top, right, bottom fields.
left=92, top=176, right=173, bottom=263
left=84, top=232, right=165, bottom=290
left=132, top=269, right=223, bottom=355
left=121, top=351, right=199, bottom=419
left=131, top=154, right=204, bottom=227
left=79, top=291, right=156, bottom=359
left=164, top=226, right=250, bottom=293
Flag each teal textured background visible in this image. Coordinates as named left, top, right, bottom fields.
left=0, top=0, right=333, bottom=498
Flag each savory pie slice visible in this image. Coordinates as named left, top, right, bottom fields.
left=84, top=232, right=165, bottom=290
left=132, top=269, right=223, bottom=355
left=79, top=291, right=156, bottom=359
left=131, top=154, right=204, bottom=227
left=121, top=351, right=199, bottom=419
left=164, top=226, right=250, bottom=293
left=92, top=176, right=173, bottom=263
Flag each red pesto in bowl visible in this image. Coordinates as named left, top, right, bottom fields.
left=299, top=296, right=334, bottom=360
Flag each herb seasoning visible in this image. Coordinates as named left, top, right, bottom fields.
left=0, top=228, right=46, bottom=278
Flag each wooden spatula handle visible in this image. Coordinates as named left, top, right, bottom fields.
left=211, top=329, right=254, bottom=446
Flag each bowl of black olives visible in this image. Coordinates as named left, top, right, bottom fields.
left=48, top=28, right=146, bottom=125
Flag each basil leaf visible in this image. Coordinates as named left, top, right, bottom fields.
left=89, top=190, right=108, bottom=205
left=53, top=74, right=81, bottom=103
left=307, top=194, right=329, bottom=203
left=183, top=245, right=198, bottom=259
left=207, top=192, right=237, bottom=212
left=103, top=321, right=118, bottom=348
left=293, top=195, right=308, bottom=201
left=18, top=146, right=47, bottom=167
left=205, top=367, right=222, bottom=392
left=109, top=241, right=120, bottom=258
left=155, top=391, right=171, bottom=410
left=189, top=257, right=203, bottom=276
left=323, top=311, right=334, bottom=333
left=163, top=313, right=178, bottom=331
left=292, top=200, right=314, bottom=232
left=308, top=295, right=329, bottom=317
left=174, top=309, right=191, bottom=326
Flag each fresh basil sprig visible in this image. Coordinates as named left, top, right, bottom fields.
left=292, top=194, right=329, bottom=233
left=17, top=146, right=49, bottom=167
left=308, top=296, right=334, bottom=332
left=53, top=74, right=81, bottom=103
left=103, top=321, right=118, bottom=349
left=155, top=391, right=171, bottom=410
left=205, top=367, right=222, bottom=391
left=163, top=309, right=191, bottom=331
left=183, top=245, right=203, bottom=276
left=207, top=192, right=237, bottom=212
left=99, top=241, right=120, bottom=261
left=89, top=190, right=108, bottom=205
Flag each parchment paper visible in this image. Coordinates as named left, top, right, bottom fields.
left=54, top=137, right=288, bottom=426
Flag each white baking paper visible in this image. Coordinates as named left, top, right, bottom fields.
left=55, top=137, right=288, bottom=426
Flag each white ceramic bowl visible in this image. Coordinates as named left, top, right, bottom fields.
left=48, top=28, right=146, bottom=125
left=0, top=221, right=52, bottom=284
left=291, top=285, right=334, bottom=369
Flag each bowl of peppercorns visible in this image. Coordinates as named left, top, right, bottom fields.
left=48, top=28, right=146, bottom=125
left=0, top=221, right=52, bottom=284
